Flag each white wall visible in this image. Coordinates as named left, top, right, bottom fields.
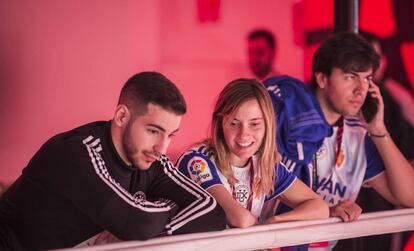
left=0, top=0, right=303, bottom=184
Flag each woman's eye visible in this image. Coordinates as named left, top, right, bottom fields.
left=250, top=122, right=263, bottom=129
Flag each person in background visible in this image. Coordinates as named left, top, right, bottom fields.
left=264, top=32, right=414, bottom=251
left=177, top=78, right=328, bottom=229
left=0, top=72, right=226, bottom=250
left=248, top=29, right=279, bottom=81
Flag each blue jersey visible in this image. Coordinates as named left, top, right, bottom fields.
left=265, top=76, right=385, bottom=251
left=176, top=144, right=296, bottom=218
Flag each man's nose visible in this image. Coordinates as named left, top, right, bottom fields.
left=355, top=78, right=369, bottom=95
left=154, top=136, right=170, bottom=155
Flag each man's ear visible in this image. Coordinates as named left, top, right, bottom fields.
left=113, top=104, right=131, bottom=128
left=315, top=72, right=328, bottom=89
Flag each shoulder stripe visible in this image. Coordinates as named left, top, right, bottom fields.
left=289, top=110, right=325, bottom=129
left=267, top=85, right=283, bottom=98
left=159, top=156, right=217, bottom=234
left=193, top=144, right=214, bottom=157
left=344, top=116, right=360, bottom=122
left=82, top=136, right=174, bottom=213
left=281, top=156, right=297, bottom=171
left=344, top=116, right=365, bottom=127
left=196, top=145, right=206, bottom=154
left=289, top=110, right=321, bottom=123
left=267, top=84, right=280, bottom=93
left=345, top=121, right=366, bottom=128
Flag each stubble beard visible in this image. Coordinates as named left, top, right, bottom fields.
left=122, top=121, right=140, bottom=168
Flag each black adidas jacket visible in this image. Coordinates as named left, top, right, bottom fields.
left=0, top=121, right=225, bottom=250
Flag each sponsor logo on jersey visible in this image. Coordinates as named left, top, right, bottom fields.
left=316, top=176, right=347, bottom=197
left=133, top=191, right=146, bottom=203
left=187, top=157, right=213, bottom=184
left=315, top=175, right=348, bottom=206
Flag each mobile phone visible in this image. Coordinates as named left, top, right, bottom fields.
left=361, top=92, right=378, bottom=123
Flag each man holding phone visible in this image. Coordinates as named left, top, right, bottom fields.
left=264, top=32, right=414, bottom=251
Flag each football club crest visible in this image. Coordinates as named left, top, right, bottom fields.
left=133, top=191, right=146, bottom=203
left=335, top=150, right=345, bottom=167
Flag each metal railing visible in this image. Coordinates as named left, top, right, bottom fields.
left=69, top=208, right=414, bottom=251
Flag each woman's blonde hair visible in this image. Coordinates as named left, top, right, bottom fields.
left=207, top=78, right=279, bottom=196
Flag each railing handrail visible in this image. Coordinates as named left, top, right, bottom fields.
left=68, top=208, right=414, bottom=251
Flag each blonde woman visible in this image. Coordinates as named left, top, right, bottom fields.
left=177, top=79, right=328, bottom=228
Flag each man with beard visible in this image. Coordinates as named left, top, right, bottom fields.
left=247, top=29, right=279, bottom=81
left=0, top=72, right=226, bottom=250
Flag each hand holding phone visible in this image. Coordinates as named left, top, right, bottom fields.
left=361, top=90, right=379, bottom=123
left=361, top=81, right=388, bottom=137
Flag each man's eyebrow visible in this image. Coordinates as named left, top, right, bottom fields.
left=146, top=124, right=180, bottom=134
left=146, top=124, right=165, bottom=132
left=170, top=128, right=179, bottom=135
left=346, top=70, right=374, bottom=78
left=343, top=70, right=359, bottom=76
